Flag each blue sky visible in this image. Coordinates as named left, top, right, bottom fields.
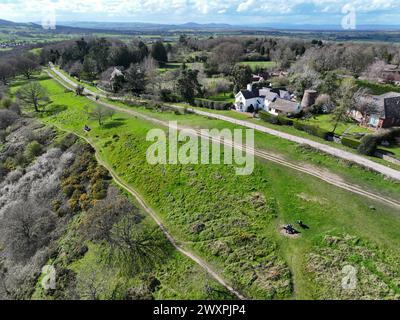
left=1, top=0, right=400, bottom=26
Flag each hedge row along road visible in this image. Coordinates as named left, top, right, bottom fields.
left=46, top=68, right=400, bottom=209
left=49, top=63, right=400, bottom=182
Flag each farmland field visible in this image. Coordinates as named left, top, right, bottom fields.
left=238, top=61, right=278, bottom=71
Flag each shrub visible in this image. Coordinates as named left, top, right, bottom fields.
left=341, top=137, right=361, bottom=149
left=193, top=99, right=231, bottom=110
left=357, top=128, right=400, bottom=156
left=358, top=135, right=380, bottom=155
left=259, top=111, right=294, bottom=126
left=24, top=141, right=43, bottom=160
left=0, top=109, right=18, bottom=130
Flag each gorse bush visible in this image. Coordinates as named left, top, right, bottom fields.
left=24, top=141, right=43, bottom=160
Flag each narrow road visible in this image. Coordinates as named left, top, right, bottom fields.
left=49, top=63, right=400, bottom=181
left=47, top=68, right=400, bottom=209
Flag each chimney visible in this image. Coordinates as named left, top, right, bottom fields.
left=247, top=83, right=253, bottom=92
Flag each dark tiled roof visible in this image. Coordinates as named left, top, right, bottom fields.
left=384, top=96, right=400, bottom=119
left=240, top=90, right=258, bottom=99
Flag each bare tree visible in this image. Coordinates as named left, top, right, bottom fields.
left=354, top=89, right=378, bottom=125
left=142, top=56, right=159, bottom=93
left=107, top=216, right=165, bottom=276
left=209, top=42, right=244, bottom=74
left=0, top=63, right=15, bottom=85
left=0, top=109, right=18, bottom=130
left=89, top=105, right=112, bottom=126
left=16, top=81, right=49, bottom=112
left=69, top=61, right=83, bottom=81
left=15, top=57, right=39, bottom=80
left=363, top=60, right=386, bottom=81
left=76, top=266, right=111, bottom=300
left=1, top=201, right=56, bottom=262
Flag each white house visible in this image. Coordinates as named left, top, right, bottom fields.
left=234, top=84, right=264, bottom=112
left=235, top=84, right=302, bottom=116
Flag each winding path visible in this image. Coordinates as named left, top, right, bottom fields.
left=45, top=68, right=247, bottom=300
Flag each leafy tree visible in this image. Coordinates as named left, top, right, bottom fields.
left=151, top=41, right=168, bottom=65
left=176, top=67, right=202, bottom=104
left=319, top=72, right=339, bottom=97
left=75, top=85, right=85, bottom=96
left=88, top=38, right=110, bottom=72
left=332, top=78, right=357, bottom=134
left=138, top=41, right=149, bottom=61
left=76, top=38, right=89, bottom=58
left=82, top=57, right=98, bottom=81
left=230, top=65, right=252, bottom=93
left=124, top=63, right=146, bottom=95
left=108, top=45, right=133, bottom=69
left=16, top=81, right=49, bottom=112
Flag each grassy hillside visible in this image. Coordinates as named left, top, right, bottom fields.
left=1, top=89, right=232, bottom=300
left=13, top=77, right=400, bottom=299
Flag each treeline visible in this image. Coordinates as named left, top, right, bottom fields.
left=40, top=37, right=169, bottom=81
left=0, top=52, right=41, bottom=84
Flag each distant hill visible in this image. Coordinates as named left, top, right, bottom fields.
left=51, top=20, right=400, bottom=32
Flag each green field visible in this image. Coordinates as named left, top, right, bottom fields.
left=12, top=76, right=400, bottom=299
left=158, top=62, right=195, bottom=73
left=238, top=61, right=278, bottom=71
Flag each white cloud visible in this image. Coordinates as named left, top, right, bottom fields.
left=237, top=0, right=255, bottom=13
left=1, top=0, right=400, bottom=24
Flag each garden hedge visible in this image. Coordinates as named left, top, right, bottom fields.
left=259, top=111, right=294, bottom=126
left=293, top=121, right=333, bottom=140
left=193, top=99, right=232, bottom=110
left=341, top=137, right=361, bottom=149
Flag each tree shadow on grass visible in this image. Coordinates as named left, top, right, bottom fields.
left=43, top=104, right=68, bottom=116
left=102, top=119, right=126, bottom=129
